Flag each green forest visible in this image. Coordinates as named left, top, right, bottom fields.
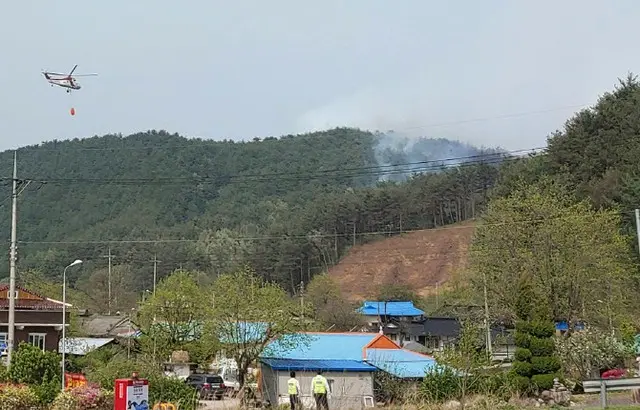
left=0, top=127, right=503, bottom=312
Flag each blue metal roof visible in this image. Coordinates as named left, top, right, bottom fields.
left=262, top=333, right=376, bottom=361
left=261, top=358, right=377, bottom=372
left=366, top=348, right=436, bottom=378
left=358, top=301, right=425, bottom=317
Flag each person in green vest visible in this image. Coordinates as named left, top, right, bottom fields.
left=311, top=370, right=330, bottom=410
left=287, top=371, right=301, bottom=410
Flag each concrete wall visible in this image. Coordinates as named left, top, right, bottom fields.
left=262, top=368, right=374, bottom=409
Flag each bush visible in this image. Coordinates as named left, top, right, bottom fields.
left=8, top=343, right=61, bottom=405
left=514, top=348, right=532, bottom=362
left=31, top=376, right=60, bottom=406
left=529, top=337, right=555, bottom=357
left=531, top=356, right=561, bottom=374
left=531, top=374, right=557, bottom=391
left=510, top=374, right=532, bottom=394
left=149, top=376, right=198, bottom=410
left=0, top=384, right=39, bottom=410
left=51, top=385, right=113, bottom=410
left=512, top=361, right=533, bottom=378
left=514, top=332, right=531, bottom=348
left=529, top=320, right=555, bottom=338
left=421, top=366, right=460, bottom=403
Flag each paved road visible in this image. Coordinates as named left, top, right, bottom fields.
left=199, top=398, right=240, bottom=409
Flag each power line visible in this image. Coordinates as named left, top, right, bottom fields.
left=16, top=103, right=592, bottom=153
left=17, top=210, right=628, bottom=245
left=13, top=148, right=535, bottom=187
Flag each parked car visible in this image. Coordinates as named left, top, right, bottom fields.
left=185, top=374, right=225, bottom=400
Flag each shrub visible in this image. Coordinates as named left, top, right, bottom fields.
left=51, top=385, right=113, bottom=410
left=148, top=376, right=198, bottom=410
left=8, top=343, right=61, bottom=405
left=531, top=374, right=557, bottom=391
left=529, top=337, right=554, bottom=357
left=510, top=375, right=532, bottom=393
left=514, top=332, right=531, bottom=348
left=512, top=361, right=533, bottom=378
left=420, top=366, right=460, bottom=403
left=514, top=348, right=532, bottom=362
left=529, top=320, right=555, bottom=339
left=531, top=356, right=561, bottom=374
left=0, top=384, right=38, bottom=410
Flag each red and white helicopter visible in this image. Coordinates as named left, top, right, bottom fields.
left=42, top=65, right=97, bottom=93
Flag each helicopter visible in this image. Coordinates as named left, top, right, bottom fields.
left=42, top=65, right=97, bottom=93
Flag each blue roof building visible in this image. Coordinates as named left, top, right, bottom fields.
left=259, top=332, right=437, bottom=408
left=357, top=301, right=425, bottom=317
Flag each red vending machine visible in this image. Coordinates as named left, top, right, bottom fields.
left=114, top=373, right=149, bottom=410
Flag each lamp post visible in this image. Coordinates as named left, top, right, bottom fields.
left=61, top=259, right=82, bottom=392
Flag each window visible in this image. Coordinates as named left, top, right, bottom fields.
left=28, top=333, right=46, bottom=351
left=0, top=333, right=6, bottom=353
left=5, top=291, right=17, bottom=299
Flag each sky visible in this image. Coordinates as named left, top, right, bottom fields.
left=2, top=0, right=640, bottom=151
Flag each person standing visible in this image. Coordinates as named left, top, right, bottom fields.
left=311, top=370, right=330, bottom=410
left=287, top=371, right=301, bottom=410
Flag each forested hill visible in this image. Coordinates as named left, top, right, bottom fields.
left=0, top=128, right=501, bottom=311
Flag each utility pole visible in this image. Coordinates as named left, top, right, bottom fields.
left=635, top=209, right=640, bottom=257
left=300, top=281, right=304, bottom=321
left=482, top=271, right=493, bottom=359
left=7, top=151, right=18, bottom=365
left=152, top=253, right=160, bottom=296
left=102, top=248, right=114, bottom=315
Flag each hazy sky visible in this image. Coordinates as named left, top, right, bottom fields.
left=2, top=0, right=640, bottom=151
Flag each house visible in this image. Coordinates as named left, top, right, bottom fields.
left=358, top=301, right=426, bottom=344
left=357, top=301, right=517, bottom=361
left=358, top=301, right=459, bottom=349
left=0, top=285, right=70, bottom=355
left=59, top=337, right=115, bottom=356
left=76, top=312, right=139, bottom=338
left=259, top=332, right=437, bottom=408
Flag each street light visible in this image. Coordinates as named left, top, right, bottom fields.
left=61, top=259, right=82, bottom=392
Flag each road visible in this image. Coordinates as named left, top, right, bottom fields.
left=199, top=398, right=240, bottom=409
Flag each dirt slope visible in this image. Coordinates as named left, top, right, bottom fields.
left=328, top=221, right=476, bottom=301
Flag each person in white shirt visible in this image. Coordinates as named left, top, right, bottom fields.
left=287, top=371, right=301, bottom=410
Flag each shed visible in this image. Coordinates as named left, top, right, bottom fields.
left=259, top=332, right=436, bottom=408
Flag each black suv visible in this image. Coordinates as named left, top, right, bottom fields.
left=185, top=374, right=225, bottom=400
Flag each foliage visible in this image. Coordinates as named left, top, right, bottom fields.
left=470, top=178, right=637, bottom=326
left=305, top=273, right=362, bottom=331
left=8, top=342, right=60, bottom=403
left=555, top=326, right=634, bottom=380
left=432, top=321, right=488, bottom=408
left=51, top=385, right=113, bottom=410
left=211, top=268, right=305, bottom=389
left=0, top=129, right=500, bottom=307
left=148, top=376, right=198, bottom=410
left=82, top=355, right=197, bottom=410
left=137, top=269, right=217, bottom=364
left=512, top=320, right=558, bottom=394
left=0, top=384, right=38, bottom=410
left=421, top=367, right=524, bottom=404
